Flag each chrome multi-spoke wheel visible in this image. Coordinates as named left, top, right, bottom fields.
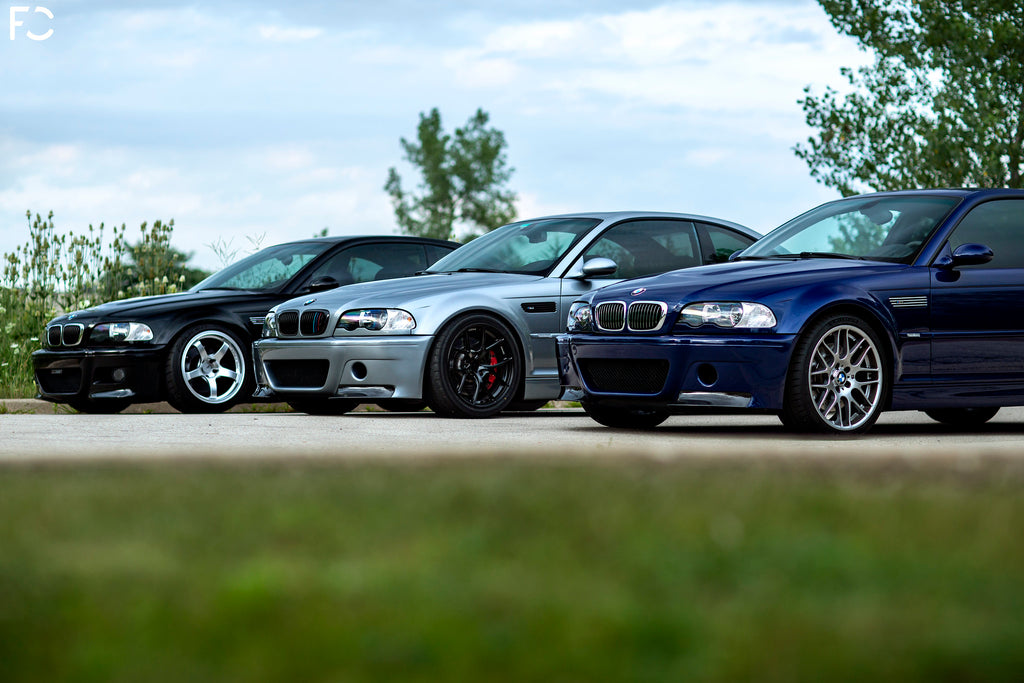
left=427, top=314, right=522, bottom=418
left=166, top=325, right=250, bottom=413
left=783, top=316, right=887, bottom=434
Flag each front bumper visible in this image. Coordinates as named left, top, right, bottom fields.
left=31, top=346, right=167, bottom=404
left=253, top=335, right=433, bottom=400
left=557, top=332, right=796, bottom=412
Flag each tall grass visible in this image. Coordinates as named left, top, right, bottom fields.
left=0, top=211, right=202, bottom=397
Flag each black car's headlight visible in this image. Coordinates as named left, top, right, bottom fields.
left=679, top=302, right=776, bottom=329
left=567, top=302, right=593, bottom=332
left=262, top=310, right=278, bottom=338
left=93, top=322, right=154, bottom=342
left=336, top=309, right=415, bottom=333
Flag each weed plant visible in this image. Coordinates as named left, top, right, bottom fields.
left=0, top=211, right=204, bottom=397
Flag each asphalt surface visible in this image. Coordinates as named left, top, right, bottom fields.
left=3, top=400, right=1024, bottom=462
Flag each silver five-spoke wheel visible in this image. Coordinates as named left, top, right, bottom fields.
left=166, top=324, right=250, bottom=413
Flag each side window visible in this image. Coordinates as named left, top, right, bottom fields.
left=307, top=243, right=429, bottom=285
left=426, top=244, right=455, bottom=265
left=948, top=200, right=1024, bottom=268
left=700, top=223, right=756, bottom=264
left=580, top=220, right=700, bottom=279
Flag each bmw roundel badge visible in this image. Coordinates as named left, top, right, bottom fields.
left=630, top=287, right=647, bottom=296
left=303, top=298, right=317, bottom=306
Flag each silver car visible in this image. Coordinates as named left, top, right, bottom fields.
left=253, top=212, right=758, bottom=417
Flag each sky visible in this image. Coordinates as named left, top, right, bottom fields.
left=1, top=0, right=867, bottom=271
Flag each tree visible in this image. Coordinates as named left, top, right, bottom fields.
left=385, top=108, right=517, bottom=240
left=795, top=0, right=1024, bottom=196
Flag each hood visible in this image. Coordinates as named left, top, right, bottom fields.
left=591, top=258, right=906, bottom=304
left=53, top=289, right=259, bottom=323
left=276, top=272, right=545, bottom=311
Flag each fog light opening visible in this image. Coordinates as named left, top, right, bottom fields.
left=112, top=368, right=128, bottom=383
left=351, top=362, right=368, bottom=381
left=697, top=364, right=718, bottom=388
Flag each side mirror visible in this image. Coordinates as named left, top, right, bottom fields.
left=305, top=275, right=341, bottom=292
left=935, top=243, right=993, bottom=269
left=578, top=257, right=618, bottom=279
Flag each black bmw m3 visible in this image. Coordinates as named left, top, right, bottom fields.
left=32, top=235, right=457, bottom=413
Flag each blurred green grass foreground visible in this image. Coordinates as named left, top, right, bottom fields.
left=2, top=457, right=1023, bottom=682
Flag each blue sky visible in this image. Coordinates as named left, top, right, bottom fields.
left=1, top=0, right=865, bottom=270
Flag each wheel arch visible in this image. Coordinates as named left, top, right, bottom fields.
left=792, top=301, right=898, bottom=409
left=422, top=306, right=531, bottom=399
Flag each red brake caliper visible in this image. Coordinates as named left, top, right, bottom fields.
left=486, top=351, right=498, bottom=389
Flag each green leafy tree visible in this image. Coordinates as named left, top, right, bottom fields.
left=385, top=108, right=517, bottom=240
left=796, top=0, right=1024, bottom=196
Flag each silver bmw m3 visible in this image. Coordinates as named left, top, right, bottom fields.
left=253, top=211, right=757, bottom=417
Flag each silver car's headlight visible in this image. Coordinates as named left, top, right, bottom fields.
left=679, top=302, right=776, bottom=329
left=262, top=310, right=278, bottom=338
left=336, top=308, right=416, bottom=333
left=567, top=302, right=593, bottom=332
left=95, top=322, right=154, bottom=342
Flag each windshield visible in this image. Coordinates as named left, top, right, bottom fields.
left=192, top=241, right=332, bottom=292
left=741, top=195, right=961, bottom=263
left=425, top=218, right=601, bottom=275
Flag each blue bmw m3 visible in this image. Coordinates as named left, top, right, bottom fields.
left=558, top=188, right=1024, bottom=434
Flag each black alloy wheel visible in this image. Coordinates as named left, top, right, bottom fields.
left=426, top=314, right=522, bottom=418
left=165, top=324, right=251, bottom=413
left=287, top=399, right=359, bottom=415
left=580, top=400, right=668, bottom=429
left=924, top=407, right=999, bottom=427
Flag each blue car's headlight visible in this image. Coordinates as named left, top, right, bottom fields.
left=567, top=302, right=593, bottom=332
left=337, top=308, right=416, bottom=333
left=679, top=302, right=776, bottom=329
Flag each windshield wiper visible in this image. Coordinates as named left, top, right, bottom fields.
left=198, top=286, right=244, bottom=291
left=452, top=267, right=506, bottom=273
left=798, top=251, right=864, bottom=260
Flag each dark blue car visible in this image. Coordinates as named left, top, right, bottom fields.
left=558, top=188, right=1024, bottom=434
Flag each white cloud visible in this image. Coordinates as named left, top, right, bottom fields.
left=258, top=25, right=323, bottom=42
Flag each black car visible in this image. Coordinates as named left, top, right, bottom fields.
left=32, top=235, right=459, bottom=413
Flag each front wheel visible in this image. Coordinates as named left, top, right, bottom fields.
left=782, top=315, right=887, bottom=435
left=287, top=399, right=359, bottom=415
left=165, top=325, right=251, bottom=413
left=924, top=407, right=999, bottom=427
left=581, top=400, right=668, bottom=429
left=426, top=314, right=522, bottom=418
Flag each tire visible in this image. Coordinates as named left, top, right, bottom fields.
left=68, top=398, right=131, bottom=414
left=924, top=407, right=999, bottom=427
left=375, top=399, right=428, bottom=412
left=426, top=314, right=522, bottom=418
left=287, top=399, right=359, bottom=415
left=504, top=399, right=549, bottom=412
left=782, top=315, right=887, bottom=435
left=165, top=324, right=251, bottom=413
left=581, top=400, right=668, bottom=429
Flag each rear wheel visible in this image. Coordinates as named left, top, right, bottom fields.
left=68, top=398, right=131, bottom=414
left=581, top=400, right=668, bottom=429
left=782, top=315, right=887, bottom=435
left=426, top=314, right=522, bottom=418
left=165, top=325, right=250, bottom=413
left=287, top=399, right=359, bottom=415
left=924, top=407, right=999, bottom=427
